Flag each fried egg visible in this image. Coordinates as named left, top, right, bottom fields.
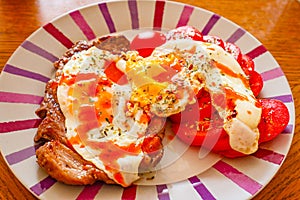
left=118, top=39, right=261, bottom=154
left=57, top=37, right=262, bottom=187
left=152, top=39, right=261, bottom=154
left=57, top=47, right=148, bottom=187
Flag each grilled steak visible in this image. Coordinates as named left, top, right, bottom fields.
left=36, top=140, right=115, bottom=185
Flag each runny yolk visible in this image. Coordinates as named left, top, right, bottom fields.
left=153, top=53, right=186, bottom=82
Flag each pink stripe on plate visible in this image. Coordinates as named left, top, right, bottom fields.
left=176, top=5, right=194, bottom=28
left=226, top=28, right=246, bottom=43
left=282, top=124, right=293, bottom=134
left=266, top=94, right=293, bottom=103
left=43, top=23, right=74, bottom=49
left=76, top=182, right=103, bottom=200
left=121, top=185, right=137, bottom=200
left=253, top=148, right=285, bottom=165
left=260, top=67, right=284, bottom=81
left=213, top=160, right=263, bottom=195
left=98, top=2, right=116, bottom=33
left=21, top=40, right=59, bottom=63
left=0, top=91, right=43, bottom=104
left=188, top=176, right=216, bottom=200
left=246, top=45, right=267, bottom=59
left=30, top=176, right=57, bottom=196
left=0, top=119, right=41, bottom=134
left=69, top=10, right=96, bottom=41
left=201, top=14, right=220, bottom=35
left=128, top=0, right=139, bottom=29
left=156, top=184, right=170, bottom=200
left=5, top=144, right=42, bottom=165
left=3, top=64, right=50, bottom=83
left=153, top=0, right=165, bottom=30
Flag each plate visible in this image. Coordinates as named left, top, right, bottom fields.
left=0, top=0, right=295, bottom=199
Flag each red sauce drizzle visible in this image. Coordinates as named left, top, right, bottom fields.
left=104, top=61, right=128, bottom=85
left=214, top=61, right=249, bottom=87
left=88, top=140, right=142, bottom=186
left=62, top=71, right=144, bottom=186
left=153, top=53, right=186, bottom=82
left=211, top=87, right=249, bottom=111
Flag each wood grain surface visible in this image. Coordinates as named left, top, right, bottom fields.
left=0, top=0, right=299, bottom=199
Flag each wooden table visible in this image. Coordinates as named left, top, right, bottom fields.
left=0, top=0, right=299, bottom=199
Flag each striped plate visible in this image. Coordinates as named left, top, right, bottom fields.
left=0, top=0, right=295, bottom=199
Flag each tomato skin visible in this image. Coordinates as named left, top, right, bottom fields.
left=224, top=42, right=242, bottom=63
left=239, top=54, right=255, bottom=76
left=215, top=99, right=289, bottom=157
left=166, top=26, right=203, bottom=41
left=258, top=98, right=289, bottom=143
left=217, top=148, right=246, bottom=158
left=249, top=70, right=263, bottom=97
left=203, top=35, right=225, bottom=49
left=203, top=129, right=231, bottom=152
left=171, top=96, right=289, bottom=158
left=130, top=31, right=166, bottom=57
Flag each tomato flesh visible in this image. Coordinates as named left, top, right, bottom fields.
left=170, top=89, right=226, bottom=147
left=169, top=89, right=211, bottom=124
left=249, top=70, right=263, bottom=97
left=130, top=31, right=166, bottom=57
left=239, top=54, right=255, bottom=75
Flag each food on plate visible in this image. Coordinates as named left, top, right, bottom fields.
left=35, top=36, right=166, bottom=187
left=162, top=26, right=289, bottom=157
left=35, top=26, right=289, bottom=187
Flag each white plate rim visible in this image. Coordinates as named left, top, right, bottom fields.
left=0, top=0, right=295, bottom=199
